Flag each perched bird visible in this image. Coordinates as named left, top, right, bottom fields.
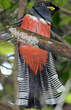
left=16, top=1, right=64, bottom=108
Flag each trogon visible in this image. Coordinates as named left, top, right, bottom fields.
left=16, top=1, right=64, bottom=108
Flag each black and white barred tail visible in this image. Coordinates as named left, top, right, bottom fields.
left=16, top=51, right=64, bottom=108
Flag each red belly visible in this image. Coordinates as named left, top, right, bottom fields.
left=19, top=45, right=48, bottom=74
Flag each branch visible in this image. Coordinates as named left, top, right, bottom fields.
left=39, top=39, right=71, bottom=59
left=0, top=101, right=14, bottom=110
left=18, top=0, right=28, bottom=19
left=1, top=64, right=12, bottom=70
left=51, top=30, right=70, bottom=47
left=60, top=7, right=71, bottom=16
left=8, top=26, right=71, bottom=59
left=0, top=55, right=14, bottom=63
left=62, top=31, right=71, bottom=38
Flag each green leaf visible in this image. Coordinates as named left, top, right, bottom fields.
left=52, top=11, right=61, bottom=26
left=0, top=41, right=14, bottom=56
left=65, top=93, right=71, bottom=103
left=4, top=84, right=14, bottom=100
left=59, top=15, right=71, bottom=26
left=5, top=84, right=13, bottom=93
left=64, top=36, right=71, bottom=45
left=28, top=1, right=34, bottom=9
left=0, top=0, right=12, bottom=9
left=0, top=22, right=3, bottom=31
left=53, top=0, right=67, bottom=6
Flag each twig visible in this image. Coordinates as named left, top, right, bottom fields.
left=1, top=64, right=12, bottom=70
left=60, top=7, right=71, bottom=16
left=0, top=54, right=14, bottom=60
left=51, top=30, right=70, bottom=47
left=62, top=31, right=71, bottom=38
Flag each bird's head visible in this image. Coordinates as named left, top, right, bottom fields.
left=32, top=1, right=59, bottom=23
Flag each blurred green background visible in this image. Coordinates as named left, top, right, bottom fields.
left=0, top=0, right=71, bottom=110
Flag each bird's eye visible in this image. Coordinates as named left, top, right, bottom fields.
left=47, top=6, right=55, bottom=11
left=40, top=3, right=45, bottom=6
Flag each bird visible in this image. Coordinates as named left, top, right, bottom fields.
left=15, top=1, right=64, bottom=108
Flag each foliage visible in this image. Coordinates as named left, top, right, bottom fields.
left=0, top=41, right=14, bottom=56
left=0, top=0, right=12, bottom=9
left=52, top=0, right=67, bottom=6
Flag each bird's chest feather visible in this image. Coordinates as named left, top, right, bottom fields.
left=21, top=14, right=51, bottom=38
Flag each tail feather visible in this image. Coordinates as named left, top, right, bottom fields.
left=42, top=52, right=64, bottom=105
left=16, top=51, right=64, bottom=108
left=47, top=53, right=64, bottom=93
left=16, top=52, right=30, bottom=106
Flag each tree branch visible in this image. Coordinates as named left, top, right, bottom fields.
left=0, top=101, right=14, bottom=110
left=60, top=7, right=71, bottom=16
left=9, top=26, right=71, bottom=59
left=18, top=0, right=28, bottom=19
left=39, top=39, right=71, bottom=59
left=1, top=64, right=12, bottom=70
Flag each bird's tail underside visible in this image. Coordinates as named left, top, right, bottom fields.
left=16, top=51, right=64, bottom=108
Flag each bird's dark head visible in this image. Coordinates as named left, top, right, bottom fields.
left=32, top=1, right=59, bottom=23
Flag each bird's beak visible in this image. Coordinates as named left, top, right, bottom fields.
left=47, top=6, right=55, bottom=11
